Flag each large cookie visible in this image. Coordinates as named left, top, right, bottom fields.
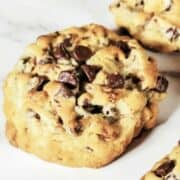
left=142, top=143, right=180, bottom=180
left=3, top=24, right=167, bottom=168
left=110, top=0, right=180, bottom=52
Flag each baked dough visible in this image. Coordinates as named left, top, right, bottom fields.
left=3, top=24, right=167, bottom=167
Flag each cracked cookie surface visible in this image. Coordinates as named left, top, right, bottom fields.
left=110, top=0, right=180, bottom=52
left=142, top=143, right=180, bottom=180
left=3, top=24, right=167, bottom=167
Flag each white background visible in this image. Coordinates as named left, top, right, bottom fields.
left=0, top=0, right=179, bottom=179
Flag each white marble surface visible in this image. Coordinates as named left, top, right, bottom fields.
left=0, top=0, right=179, bottom=179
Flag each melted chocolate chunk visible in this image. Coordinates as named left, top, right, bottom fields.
left=81, top=65, right=100, bottom=82
left=58, top=71, right=78, bottom=87
left=83, top=104, right=103, bottom=114
left=107, top=74, right=124, bottom=89
left=53, top=43, right=71, bottom=59
left=73, top=45, right=93, bottom=63
left=154, top=160, right=175, bottom=177
left=156, top=76, right=168, bottom=92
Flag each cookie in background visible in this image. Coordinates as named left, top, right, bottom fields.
left=110, top=0, right=180, bottom=52
left=142, top=142, right=180, bottom=180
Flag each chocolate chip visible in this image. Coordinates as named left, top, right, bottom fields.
left=140, top=0, right=144, bottom=5
left=148, top=57, right=154, bottom=62
left=82, top=98, right=90, bottom=107
left=53, top=43, right=71, bottom=59
left=109, top=40, right=131, bottom=58
left=36, top=78, right=49, bottom=91
left=154, top=160, right=175, bottom=177
left=135, top=0, right=144, bottom=6
left=165, top=0, right=172, bottom=11
left=83, top=104, right=102, bottom=114
left=97, top=134, right=106, bottom=141
left=85, top=146, right=94, bottom=152
left=55, top=85, right=73, bottom=98
left=34, top=113, right=40, bottom=120
left=22, top=57, right=30, bottom=64
left=156, top=76, right=168, bottom=92
left=63, top=38, right=72, bottom=47
left=74, top=124, right=82, bottom=133
left=116, top=27, right=131, bottom=36
left=126, top=75, right=141, bottom=84
left=70, top=122, right=82, bottom=134
left=125, top=75, right=141, bottom=90
left=165, top=5, right=172, bottom=11
left=116, top=41, right=131, bottom=58
left=73, top=45, right=93, bottom=63
left=109, top=39, right=117, bottom=46
left=54, top=31, right=60, bottom=36
left=58, top=117, right=63, bottom=125
left=107, top=74, right=124, bottom=89
left=58, top=71, right=78, bottom=88
left=27, top=109, right=41, bottom=120
left=81, top=65, right=100, bottom=82
left=116, top=3, right=120, bottom=8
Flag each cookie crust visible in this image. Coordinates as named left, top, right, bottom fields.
left=110, top=0, right=180, bottom=52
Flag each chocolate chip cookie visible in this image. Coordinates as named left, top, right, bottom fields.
left=3, top=24, right=168, bottom=167
left=142, top=143, right=180, bottom=180
left=110, top=0, right=180, bottom=52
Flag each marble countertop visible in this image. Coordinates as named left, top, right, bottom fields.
left=0, top=0, right=179, bottom=179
